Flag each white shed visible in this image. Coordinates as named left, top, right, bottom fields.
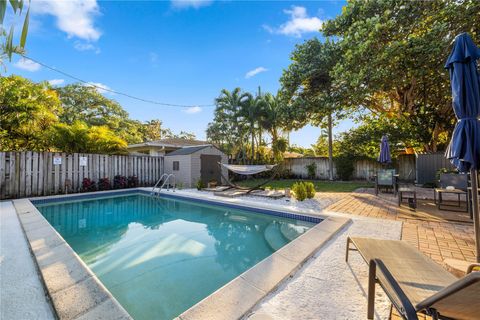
left=164, top=145, right=228, bottom=188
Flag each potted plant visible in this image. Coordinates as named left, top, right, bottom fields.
left=208, top=179, right=218, bottom=188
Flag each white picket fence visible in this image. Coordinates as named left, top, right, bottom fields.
left=0, top=151, right=164, bottom=199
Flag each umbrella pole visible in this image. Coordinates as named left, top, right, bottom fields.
left=471, top=168, right=480, bottom=263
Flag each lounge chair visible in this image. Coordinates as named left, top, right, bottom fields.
left=375, top=169, right=397, bottom=196
left=346, top=237, right=480, bottom=320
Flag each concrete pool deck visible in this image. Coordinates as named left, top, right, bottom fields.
left=0, top=201, right=54, bottom=320
left=2, top=188, right=402, bottom=319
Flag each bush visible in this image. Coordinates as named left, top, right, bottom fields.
left=334, top=155, right=355, bottom=180
left=305, top=162, right=317, bottom=179
left=292, top=182, right=307, bottom=201
left=304, top=182, right=316, bottom=199
left=98, top=177, right=111, bottom=191
left=113, top=175, right=127, bottom=189
left=127, top=175, right=139, bottom=188
left=196, top=179, right=206, bottom=190
left=81, top=178, right=96, bottom=192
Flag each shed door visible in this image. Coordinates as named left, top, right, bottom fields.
left=200, top=155, right=222, bottom=184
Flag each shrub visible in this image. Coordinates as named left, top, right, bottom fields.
left=81, top=178, right=96, bottom=192
left=196, top=179, right=206, bottom=190
left=304, top=182, right=316, bottom=199
left=113, top=175, right=127, bottom=189
left=334, top=155, right=355, bottom=180
left=305, top=162, right=317, bottom=179
left=98, top=177, right=111, bottom=191
left=127, top=175, right=139, bottom=188
left=292, top=182, right=307, bottom=201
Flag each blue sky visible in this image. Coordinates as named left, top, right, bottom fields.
left=5, top=0, right=353, bottom=147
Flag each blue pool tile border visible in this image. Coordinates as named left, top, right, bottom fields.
left=30, top=189, right=146, bottom=205
left=158, top=192, right=322, bottom=224
left=30, top=189, right=322, bottom=224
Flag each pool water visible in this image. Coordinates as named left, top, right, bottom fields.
left=36, top=194, right=314, bottom=320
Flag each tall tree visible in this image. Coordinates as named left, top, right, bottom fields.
left=322, top=0, right=480, bottom=151
left=280, top=38, right=341, bottom=179
left=0, top=75, right=61, bottom=151
left=207, top=88, right=250, bottom=162
left=241, top=89, right=265, bottom=163
left=51, top=121, right=127, bottom=154
left=141, top=119, right=166, bottom=141
left=56, top=84, right=144, bottom=144
left=260, top=93, right=287, bottom=162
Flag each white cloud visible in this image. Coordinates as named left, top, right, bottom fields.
left=183, top=106, right=202, bottom=114
left=85, top=82, right=112, bottom=94
left=32, top=0, right=101, bottom=41
left=74, top=41, right=101, bottom=54
left=13, top=58, right=41, bottom=72
left=48, top=79, right=65, bottom=86
left=171, top=0, right=213, bottom=9
left=245, top=67, right=268, bottom=79
left=264, top=6, right=322, bottom=37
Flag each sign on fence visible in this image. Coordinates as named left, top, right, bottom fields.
left=53, top=156, right=62, bottom=165
left=0, top=151, right=164, bottom=199
left=79, top=157, right=88, bottom=167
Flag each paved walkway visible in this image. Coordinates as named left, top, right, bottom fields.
left=0, top=201, right=54, bottom=320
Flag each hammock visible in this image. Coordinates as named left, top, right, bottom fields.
left=220, top=164, right=277, bottom=175
left=218, top=163, right=279, bottom=193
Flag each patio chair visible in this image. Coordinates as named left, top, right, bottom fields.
left=375, top=169, right=397, bottom=196
left=346, top=237, right=480, bottom=320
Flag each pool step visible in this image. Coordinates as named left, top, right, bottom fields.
left=280, top=223, right=310, bottom=241
left=264, top=223, right=288, bottom=251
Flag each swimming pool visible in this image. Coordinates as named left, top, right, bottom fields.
left=34, top=192, right=318, bottom=319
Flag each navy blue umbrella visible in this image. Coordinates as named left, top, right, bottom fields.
left=378, top=135, right=391, bottom=165
left=445, top=33, right=480, bottom=262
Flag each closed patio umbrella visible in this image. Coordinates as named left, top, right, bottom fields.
left=445, top=33, right=480, bottom=262
left=378, top=135, right=391, bottom=165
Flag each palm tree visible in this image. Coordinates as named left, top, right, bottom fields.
left=260, top=93, right=286, bottom=162
left=240, top=89, right=266, bottom=163
left=214, top=88, right=251, bottom=163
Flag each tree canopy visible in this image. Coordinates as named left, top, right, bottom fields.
left=0, top=75, right=61, bottom=151
left=0, top=75, right=185, bottom=154
left=280, top=38, right=342, bottom=129
left=322, top=0, right=480, bottom=151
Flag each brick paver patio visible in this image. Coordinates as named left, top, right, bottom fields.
left=323, top=191, right=476, bottom=264
left=320, top=189, right=476, bottom=320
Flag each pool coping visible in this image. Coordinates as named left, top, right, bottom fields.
left=13, top=188, right=350, bottom=320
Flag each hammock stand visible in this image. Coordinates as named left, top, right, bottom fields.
left=218, top=163, right=280, bottom=193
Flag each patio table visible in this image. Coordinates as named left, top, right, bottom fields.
left=397, top=187, right=416, bottom=210
left=434, top=188, right=468, bottom=212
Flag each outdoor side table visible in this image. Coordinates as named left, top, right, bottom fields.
left=434, top=188, right=468, bottom=212
left=398, top=187, right=416, bottom=210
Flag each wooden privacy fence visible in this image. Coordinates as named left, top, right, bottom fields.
left=284, top=155, right=416, bottom=181
left=0, top=152, right=164, bottom=199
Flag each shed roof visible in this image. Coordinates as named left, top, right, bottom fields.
left=165, top=145, right=211, bottom=156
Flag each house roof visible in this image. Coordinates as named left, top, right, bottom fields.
left=127, top=138, right=208, bottom=149
left=166, top=145, right=211, bottom=156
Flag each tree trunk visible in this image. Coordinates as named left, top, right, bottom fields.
left=251, top=124, right=255, bottom=164
left=328, top=113, right=334, bottom=181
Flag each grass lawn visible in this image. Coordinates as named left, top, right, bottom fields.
left=236, top=179, right=373, bottom=193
